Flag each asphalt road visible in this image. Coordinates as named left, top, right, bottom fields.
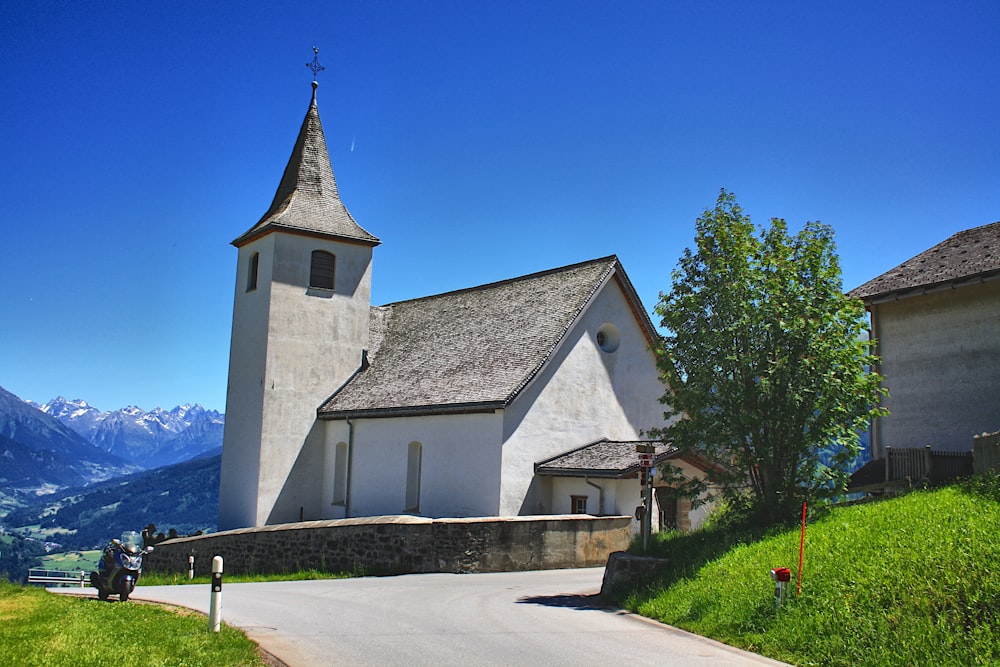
left=59, top=567, right=788, bottom=666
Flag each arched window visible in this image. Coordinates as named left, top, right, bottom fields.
left=246, top=252, right=259, bottom=292
left=309, top=250, right=335, bottom=291
left=405, top=442, right=422, bottom=513
left=332, top=442, right=348, bottom=505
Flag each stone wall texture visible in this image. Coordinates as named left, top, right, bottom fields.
left=146, top=514, right=632, bottom=577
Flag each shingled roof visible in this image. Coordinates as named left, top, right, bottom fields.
left=534, top=439, right=678, bottom=478
left=318, top=256, right=657, bottom=419
left=849, top=221, right=1000, bottom=302
left=232, top=82, right=379, bottom=248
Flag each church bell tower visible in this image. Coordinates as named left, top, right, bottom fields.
left=218, top=61, right=379, bottom=530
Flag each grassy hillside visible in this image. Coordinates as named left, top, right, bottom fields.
left=4, top=454, right=220, bottom=551
left=624, top=480, right=1000, bottom=666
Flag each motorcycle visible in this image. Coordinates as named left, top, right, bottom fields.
left=89, top=530, right=154, bottom=602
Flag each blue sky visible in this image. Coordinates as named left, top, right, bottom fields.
left=2, top=1, right=997, bottom=413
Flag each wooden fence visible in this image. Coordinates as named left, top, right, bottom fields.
left=852, top=437, right=990, bottom=494
left=884, top=445, right=973, bottom=485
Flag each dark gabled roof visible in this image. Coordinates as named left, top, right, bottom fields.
left=534, top=439, right=678, bottom=478
left=318, top=256, right=657, bottom=419
left=232, top=82, right=379, bottom=248
left=849, top=221, right=1000, bottom=302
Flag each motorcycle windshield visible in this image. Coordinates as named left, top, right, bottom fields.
left=120, top=531, right=142, bottom=553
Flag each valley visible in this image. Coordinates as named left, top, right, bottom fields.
left=0, top=385, right=223, bottom=581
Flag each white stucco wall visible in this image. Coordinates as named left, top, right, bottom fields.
left=499, top=276, right=668, bottom=515
left=548, top=477, right=637, bottom=517
left=324, top=412, right=505, bottom=519
left=218, top=232, right=374, bottom=529
left=218, top=236, right=274, bottom=530
left=872, top=279, right=1000, bottom=454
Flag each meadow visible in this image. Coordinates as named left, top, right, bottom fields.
left=0, top=581, right=265, bottom=667
left=625, top=477, right=1000, bottom=666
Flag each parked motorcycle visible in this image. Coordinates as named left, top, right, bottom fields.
left=89, top=530, right=154, bottom=601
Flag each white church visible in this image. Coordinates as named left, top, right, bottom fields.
left=217, top=78, right=712, bottom=533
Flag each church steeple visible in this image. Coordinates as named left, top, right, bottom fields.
left=232, top=80, right=380, bottom=248
left=219, top=57, right=379, bottom=530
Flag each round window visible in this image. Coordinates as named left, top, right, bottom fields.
left=596, top=323, right=620, bottom=353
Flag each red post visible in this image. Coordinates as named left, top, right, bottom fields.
left=797, top=501, right=807, bottom=595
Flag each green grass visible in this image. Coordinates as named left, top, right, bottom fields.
left=37, top=550, right=101, bottom=573
left=140, top=568, right=352, bottom=586
left=623, top=482, right=1000, bottom=666
left=0, top=581, right=265, bottom=667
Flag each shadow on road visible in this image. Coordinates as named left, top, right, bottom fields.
left=515, top=593, right=615, bottom=611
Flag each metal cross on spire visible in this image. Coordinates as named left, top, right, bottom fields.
left=307, top=46, right=325, bottom=81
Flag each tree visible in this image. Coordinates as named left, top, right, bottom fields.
left=650, top=190, right=886, bottom=525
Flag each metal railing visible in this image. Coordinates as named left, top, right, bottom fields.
left=26, top=569, right=88, bottom=587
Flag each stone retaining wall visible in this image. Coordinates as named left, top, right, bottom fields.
left=599, top=551, right=671, bottom=601
left=146, top=514, right=631, bottom=576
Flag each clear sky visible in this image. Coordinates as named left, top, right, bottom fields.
left=2, top=1, right=997, bottom=413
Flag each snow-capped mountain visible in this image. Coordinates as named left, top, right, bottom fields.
left=34, top=396, right=105, bottom=437
left=36, top=397, right=224, bottom=469
left=0, top=386, right=137, bottom=492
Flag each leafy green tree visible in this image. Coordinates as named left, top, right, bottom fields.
left=650, top=190, right=886, bottom=525
left=0, top=533, right=47, bottom=583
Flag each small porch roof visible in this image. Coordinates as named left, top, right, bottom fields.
left=534, top=439, right=679, bottom=479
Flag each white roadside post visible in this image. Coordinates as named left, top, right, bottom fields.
left=188, top=554, right=195, bottom=580
left=770, top=567, right=791, bottom=607
left=209, top=555, right=223, bottom=632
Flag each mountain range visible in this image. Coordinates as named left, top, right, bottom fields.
left=33, top=396, right=224, bottom=469
left=0, top=384, right=223, bottom=500
left=0, top=386, right=137, bottom=492
left=0, top=385, right=226, bottom=579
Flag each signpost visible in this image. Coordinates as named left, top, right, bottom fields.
left=636, top=443, right=656, bottom=551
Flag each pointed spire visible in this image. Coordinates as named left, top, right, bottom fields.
left=233, top=78, right=379, bottom=248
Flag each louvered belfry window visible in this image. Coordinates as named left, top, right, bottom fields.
left=310, top=250, right=335, bottom=290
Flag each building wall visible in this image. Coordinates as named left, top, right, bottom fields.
left=872, top=280, right=1000, bottom=454
left=324, top=412, right=505, bottom=519
left=218, top=235, right=274, bottom=530
left=500, top=277, right=668, bottom=515
left=549, top=477, right=636, bottom=517
left=218, top=232, right=373, bottom=530
left=974, top=430, right=1000, bottom=474
left=652, top=458, right=716, bottom=530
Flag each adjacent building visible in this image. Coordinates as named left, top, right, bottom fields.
left=850, top=221, right=1000, bottom=457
